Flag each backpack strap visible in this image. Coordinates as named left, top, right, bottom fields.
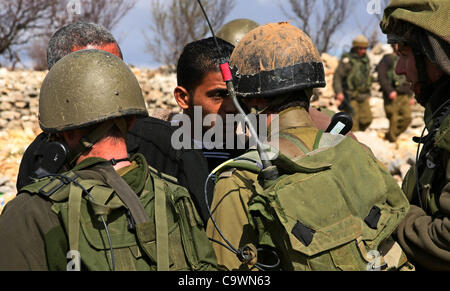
left=153, top=177, right=170, bottom=271
left=94, top=165, right=150, bottom=225
left=68, top=182, right=83, bottom=254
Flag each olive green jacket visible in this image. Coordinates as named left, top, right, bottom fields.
left=0, top=154, right=218, bottom=271
left=396, top=78, right=450, bottom=270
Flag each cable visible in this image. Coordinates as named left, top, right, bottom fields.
left=203, top=158, right=280, bottom=271
left=197, top=0, right=280, bottom=271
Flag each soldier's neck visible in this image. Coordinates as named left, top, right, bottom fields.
left=76, top=137, right=131, bottom=170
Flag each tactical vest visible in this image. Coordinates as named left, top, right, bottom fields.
left=22, top=155, right=217, bottom=271
left=344, top=53, right=372, bottom=99
left=402, top=104, right=450, bottom=216
left=218, top=131, right=413, bottom=271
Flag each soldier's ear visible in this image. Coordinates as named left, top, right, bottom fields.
left=174, top=86, right=192, bottom=110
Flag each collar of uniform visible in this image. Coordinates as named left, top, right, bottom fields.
left=424, top=76, right=450, bottom=127
left=268, top=106, right=315, bottom=136
left=72, top=154, right=148, bottom=195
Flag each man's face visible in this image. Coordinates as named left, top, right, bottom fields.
left=395, top=44, right=420, bottom=95
left=72, top=43, right=122, bottom=59
left=189, top=71, right=237, bottom=132
left=355, top=46, right=367, bottom=57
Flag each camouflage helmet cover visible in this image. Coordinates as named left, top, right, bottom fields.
left=230, top=22, right=325, bottom=98
left=39, top=49, right=148, bottom=133
left=380, top=0, right=450, bottom=45
left=216, top=18, right=260, bottom=46
left=380, top=0, right=450, bottom=75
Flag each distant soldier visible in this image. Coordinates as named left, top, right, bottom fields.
left=333, top=35, right=373, bottom=131
left=380, top=0, right=450, bottom=270
left=377, top=44, right=414, bottom=142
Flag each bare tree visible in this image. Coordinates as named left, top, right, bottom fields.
left=354, top=0, right=391, bottom=49
left=145, top=0, right=235, bottom=70
left=280, top=0, right=352, bottom=53
left=26, top=0, right=136, bottom=70
left=0, top=0, right=60, bottom=68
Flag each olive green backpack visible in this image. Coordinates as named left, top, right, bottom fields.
left=22, top=158, right=218, bottom=271
left=218, top=132, right=414, bottom=271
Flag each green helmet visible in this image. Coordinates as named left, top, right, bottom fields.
left=216, top=18, right=259, bottom=46
left=380, top=0, right=450, bottom=75
left=380, top=0, right=450, bottom=45
left=39, top=49, right=148, bottom=133
left=352, top=35, right=369, bottom=48
left=230, top=22, right=325, bottom=98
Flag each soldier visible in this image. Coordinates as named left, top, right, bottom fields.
left=333, top=35, right=373, bottom=131
left=380, top=0, right=450, bottom=270
left=16, top=22, right=209, bottom=221
left=0, top=50, right=218, bottom=271
left=206, top=22, right=413, bottom=271
left=377, top=43, right=414, bottom=142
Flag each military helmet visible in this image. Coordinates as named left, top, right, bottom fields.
left=352, top=35, right=369, bottom=48
left=216, top=18, right=260, bottom=46
left=380, top=0, right=450, bottom=46
left=380, top=0, right=450, bottom=79
left=230, top=22, right=325, bottom=98
left=39, top=49, right=148, bottom=133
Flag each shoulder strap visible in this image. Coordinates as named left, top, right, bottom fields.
left=153, top=176, right=170, bottom=271
left=92, top=165, right=150, bottom=225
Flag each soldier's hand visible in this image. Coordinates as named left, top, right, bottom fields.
left=409, top=98, right=415, bottom=106
left=336, top=93, right=345, bottom=104
left=389, top=91, right=397, bottom=100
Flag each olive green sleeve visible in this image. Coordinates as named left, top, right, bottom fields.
left=0, top=194, right=60, bottom=270
left=395, top=154, right=450, bottom=271
left=206, top=170, right=259, bottom=271
left=332, top=59, right=351, bottom=95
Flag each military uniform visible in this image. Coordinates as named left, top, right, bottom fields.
left=377, top=53, right=413, bottom=142
left=0, top=154, right=218, bottom=270
left=396, top=79, right=450, bottom=270
left=207, top=106, right=412, bottom=270
left=333, top=51, right=373, bottom=131
left=380, top=0, right=450, bottom=270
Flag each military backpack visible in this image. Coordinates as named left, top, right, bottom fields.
left=217, top=131, right=414, bottom=271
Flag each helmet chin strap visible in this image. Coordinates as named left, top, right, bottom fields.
left=67, top=118, right=129, bottom=167
left=413, top=50, right=432, bottom=106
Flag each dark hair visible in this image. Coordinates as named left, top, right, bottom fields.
left=47, top=21, right=123, bottom=69
left=177, top=37, right=234, bottom=94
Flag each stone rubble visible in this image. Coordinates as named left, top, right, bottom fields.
left=0, top=44, right=426, bottom=212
